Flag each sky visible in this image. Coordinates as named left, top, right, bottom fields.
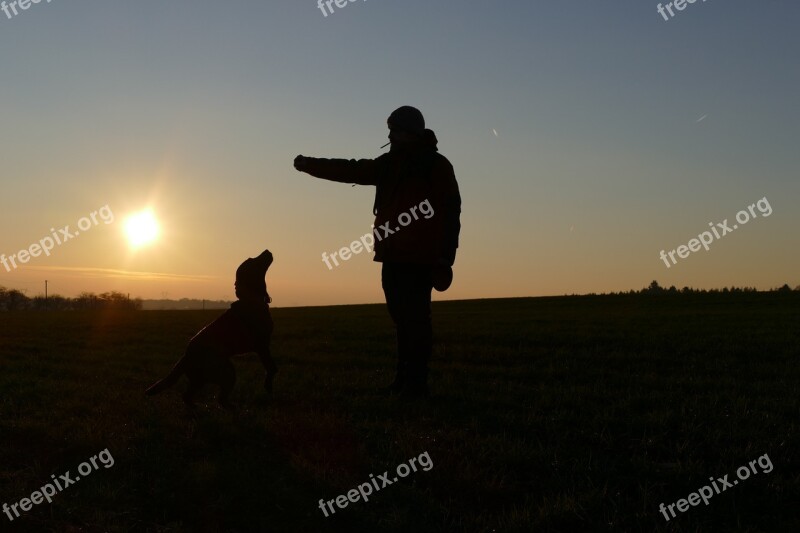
left=0, top=0, right=798, bottom=307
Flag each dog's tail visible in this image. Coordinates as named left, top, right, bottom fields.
left=145, top=355, right=188, bottom=396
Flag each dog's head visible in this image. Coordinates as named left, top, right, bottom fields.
left=235, top=249, right=273, bottom=301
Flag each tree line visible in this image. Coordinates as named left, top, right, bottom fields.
left=573, top=281, right=799, bottom=297
left=0, top=287, right=142, bottom=311
left=1, top=281, right=797, bottom=311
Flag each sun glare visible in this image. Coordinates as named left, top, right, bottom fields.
left=124, top=210, right=159, bottom=248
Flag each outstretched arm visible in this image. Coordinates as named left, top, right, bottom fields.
left=294, top=155, right=382, bottom=186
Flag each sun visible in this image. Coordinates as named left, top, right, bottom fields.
left=124, top=210, right=159, bottom=248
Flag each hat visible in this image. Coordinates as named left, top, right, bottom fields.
left=387, top=106, right=425, bottom=136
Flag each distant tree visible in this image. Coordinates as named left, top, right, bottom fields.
left=776, top=284, right=792, bottom=293
left=52, top=295, right=70, bottom=310
left=32, top=295, right=71, bottom=311
left=97, top=291, right=141, bottom=310
left=2, top=289, right=30, bottom=311
left=74, top=292, right=98, bottom=310
left=645, top=280, right=665, bottom=294
left=0, top=286, right=144, bottom=311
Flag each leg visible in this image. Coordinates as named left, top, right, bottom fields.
left=382, top=263, right=409, bottom=392
left=183, top=377, right=203, bottom=407
left=242, top=304, right=276, bottom=395
left=259, top=346, right=278, bottom=394
left=402, top=278, right=433, bottom=397
left=182, top=344, right=220, bottom=407
left=394, top=316, right=432, bottom=396
left=382, top=262, right=434, bottom=397
left=217, top=358, right=237, bottom=409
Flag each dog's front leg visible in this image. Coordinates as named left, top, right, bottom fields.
left=258, top=348, right=277, bottom=393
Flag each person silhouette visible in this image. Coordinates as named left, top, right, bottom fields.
left=294, top=106, right=461, bottom=397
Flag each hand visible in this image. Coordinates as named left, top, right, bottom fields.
left=432, top=264, right=453, bottom=292
left=294, top=155, right=309, bottom=171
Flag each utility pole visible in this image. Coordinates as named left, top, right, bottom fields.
left=45, top=280, right=48, bottom=311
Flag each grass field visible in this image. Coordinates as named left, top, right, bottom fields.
left=1, top=294, right=799, bottom=532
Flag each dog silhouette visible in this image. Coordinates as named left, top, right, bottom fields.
left=145, top=249, right=276, bottom=408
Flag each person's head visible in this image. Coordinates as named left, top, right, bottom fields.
left=234, top=249, right=273, bottom=301
left=387, top=106, right=425, bottom=147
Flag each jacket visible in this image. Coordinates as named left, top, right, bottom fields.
left=302, top=135, right=461, bottom=266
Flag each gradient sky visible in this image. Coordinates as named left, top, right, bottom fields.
left=1, top=0, right=798, bottom=307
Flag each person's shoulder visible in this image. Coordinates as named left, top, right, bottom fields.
left=433, top=152, right=451, bottom=163
left=431, top=152, right=455, bottom=174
